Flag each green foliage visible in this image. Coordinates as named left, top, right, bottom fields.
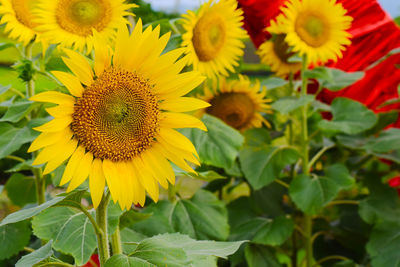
left=15, top=240, right=53, bottom=267
left=5, top=173, right=36, bottom=206
left=0, top=221, right=31, bottom=260
left=0, top=123, right=36, bottom=160
left=244, top=244, right=280, bottom=267
left=13, top=60, right=36, bottom=82
left=272, top=95, right=315, bottom=115
left=304, top=67, right=364, bottom=91
left=0, top=100, right=35, bottom=123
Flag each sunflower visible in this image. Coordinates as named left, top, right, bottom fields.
left=273, top=0, right=352, bottom=64
left=199, top=75, right=272, bottom=131
left=28, top=21, right=209, bottom=210
left=0, top=0, right=40, bottom=45
left=181, top=0, right=247, bottom=78
left=33, top=0, right=136, bottom=53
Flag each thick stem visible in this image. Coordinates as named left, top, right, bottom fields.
left=95, top=191, right=111, bottom=266
left=111, top=225, right=123, bottom=255
left=300, top=55, right=313, bottom=267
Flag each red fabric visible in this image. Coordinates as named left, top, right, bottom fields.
left=80, top=254, right=100, bottom=267
left=239, top=0, right=400, bottom=125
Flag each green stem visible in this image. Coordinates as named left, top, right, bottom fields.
left=313, top=255, right=350, bottom=266
left=308, top=145, right=334, bottom=170
left=96, top=191, right=111, bottom=266
left=39, top=263, right=74, bottom=267
left=78, top=204, right=102, bottom=237
left=300, top=55, right=313, bottom=267
left=168, top=183, right=177, bottom=203
left=327, top=200, right=359, bottom=207
left=5, top=155, right=25, bottom=163
left=111, top=225, right=123, bottom=255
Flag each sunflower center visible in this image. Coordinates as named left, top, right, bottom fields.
left=11, top=0, right=37, bottom=29
left=206, top=92, right=255, bottom=130
left=56, top=0, right=112, bottom=36
left=295, top=12, right=330, bottom=47
left=192, top=12, right=226, bottom=61
left=71, top=68, right=160, bottom=162
left=273, top=34, right=296, bottom=63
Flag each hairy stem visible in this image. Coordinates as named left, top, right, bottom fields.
left=111, top=225, right=123, bottom=255
left=95, top=191, right=111, bottom=266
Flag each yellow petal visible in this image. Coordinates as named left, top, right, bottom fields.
left=29, top=91, right=75, bottom=105
left=43, top=138, right=78, bottom=175
left=60, top=146, right=85, bottom=186
left=102, top=159, right=121, bottom=204
left=92, top=30, right=111, bottom=76
left=28, top=128, right=72, bottom=152
left=125, top=161, right=145, bottom=206
left=51, top=71, right=84, bottom=98
left=160, top=112, right=207, bottom=131
left=62, top=49, right=93, bottom=86
left=67, top=152, right=93, bottom=192
left=33, top=131, right=73, bottom=165
left=160, top=97, right=210, bottom=112
left=33, top=116, right=72, bottom=132
left=132, top=157, right=159, bottom=202
left=115, top=161, right=130, bottom=210
left=89, top=158, right=106, bottom=209
left=45, top=105, right=74, bottom=118
left=141, top=150, right=168, bottom=189
left=158, top=128, right=199, bottom=158
left=153, top=143, right=195, bottom=174
left=119, top=161, right=134, bottom=210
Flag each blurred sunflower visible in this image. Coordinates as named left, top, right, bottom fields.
left=28, top=21, right=209, bottom=210
left=34, top=0, right=136, bottom=52
left=181, top=0, right=247, bottom=78
left=274, top=0, right=352, bottom=63
left=0, top=0, right=40, bottom=45
left=199, top=75, right=272, bottom=131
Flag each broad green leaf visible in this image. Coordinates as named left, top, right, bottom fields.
left=260, top=77, right=288, bottom=89
left=230, top=217, right=294, bottom=246
left=53, top=190, right=86, bottom=210
left=364, top=128, right=400, bottom=153
left=105, top=254, right=156, bottom=267
left=120, top=210, right=153, bottom=229
left=239, top=146, right=299, bottom=190
left=0, top=84, right=10, bottom=95
left=0, top=100, right=35, bottom=123
left=0, top=123, right=37, bottom=160
left=0, top=221, right=31, bottom=260
left=271, top=95, right=315, bottom=115
left=181, top=114, right=244, bottom=169
left=5, top=173, right=36, bottom=206
left=0, top=43, right=15, bottom=51
left=244, top=244, right=280, bottom=267
left=324, top=164, right=354, bottom=190
left=304, top=67, right=364, bottom=91
left=289, top=174, right=339, bottom=214
left=243, top=128, right=271, bottom=147
left=186, top=170, right=226, bottom=182
left=318, top=98, right=377, bottom=134
left=367, top=222, right=400, bottom=267
left=15, top=240, right=53, bottom=267
left=5, top=159, right=34, bottom=173
left=0, top=196, right=65, bottom=226
left=133, top=190, right=229, bottom=241
left=107, top=201, right=124, bottom=234
left=120, top=228, right=147, bottom=254
left=32, top=206, right=97, bottom=266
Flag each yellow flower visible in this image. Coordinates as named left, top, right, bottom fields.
left=0, top=0, right=40, bottom=45
left=271, top=0, right=352, bottom=64
left=29, top=21, right=209, bottom=210
left=199, top=75, right=272, bottom=131
left=33, top=0, right=136, bottom=52
left=181, top=0, right=247, bottom=79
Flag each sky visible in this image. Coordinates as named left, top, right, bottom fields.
left=144, top=0, right=400, bottom=18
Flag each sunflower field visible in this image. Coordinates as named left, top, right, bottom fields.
left=0, top=0, right=400, bottom=266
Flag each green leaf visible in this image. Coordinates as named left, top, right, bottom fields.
left=120, top=210, right=153, bottom=229
left=231, top=217, right=294, bottom=246
left=271, top=95, right=315, bottom=115
left=0, top=221, right=31, bottom=260
left=120, top=228, right=147, bottom=254
left=0, top=43, right=15, bottom=51
left=324, top=164, right=354, bottom=190
left=105, top=254, right=156, bottom=267
left=0, top=84, right=10, bottom=96
left=260, top=77, right=288, bottom=89
left=181, top=114, right=244, bottom=169
left=0, top=123, right=37, bottom=160
left=239, top=146, right=299, bottom=190
left=304, top=67, right=364, bottom=91
left=367, top=222, right=400, bottom=267
left=186, top=170, right=226, bottom=182
left=0, top=100, right=35, bottom=123
left=318, top=98, right=377, bottom=134
left=5, top=159, right=34, bottom=173
left=31, top=206, right=97, bottom=266
left=244, top=244, right=280, bottom=267
left=364, top=128, right=400, bottom=153
left=243, top=128, right=271, bottom=147
left=133, top=190, right=229, bottom=241
left=15, top=240, right=53, bottom=267
left=0, top=196, right=65, bottom=226
left=289, top=174, right=339, bottom=214
left=5, top=173, right=36, bottom=206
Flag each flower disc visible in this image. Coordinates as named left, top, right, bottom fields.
left=29, top=21, right=210, bottom=210
left=199, top=75, right=272, bottom=131
left=181, top=0, right=248, bottom=78
left=273, top=0, right=352, bottom=63
left=34, top=0, right=136, bottom=52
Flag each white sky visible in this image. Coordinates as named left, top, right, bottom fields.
left=143, top=0, right=400, bottom=18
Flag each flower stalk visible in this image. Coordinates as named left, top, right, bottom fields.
left=95, top=191, right=111, bottom=266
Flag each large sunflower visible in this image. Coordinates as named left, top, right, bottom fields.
left=0, top=0, right=40, bottom=45
left=199, top=75, right=272, bottom=131
left=274, top=0, right=352, bottom=64
left=181, top=0, right=247, bottom=78
left=29, top=20, right=209, bottom=210
left=33, top=0, right=136, bottom=52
